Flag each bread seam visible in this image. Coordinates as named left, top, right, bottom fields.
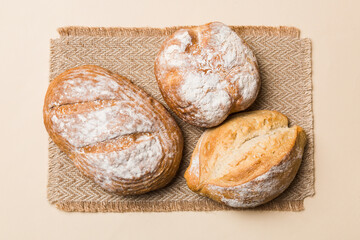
left=204, top=127, right=294, bottom=185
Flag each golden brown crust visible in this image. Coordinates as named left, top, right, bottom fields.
left=184, top=110, right=306, bottom=207
left=155, top=22, right=260, bottom=128
left=44, top=65, right=183, bottom=195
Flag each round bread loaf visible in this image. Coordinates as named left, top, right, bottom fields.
left=184, top=110, right=306, bottom=208
left=155, top=22, right=260, bottom=128
left=43, top=65, right=183, bottom=195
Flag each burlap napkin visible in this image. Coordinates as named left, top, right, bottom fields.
left=48, top=25, right=314, bottom=212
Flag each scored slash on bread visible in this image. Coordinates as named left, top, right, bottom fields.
left=43, top=65, right=183, bottom=195
left=184, top=110, right=306, bottom=208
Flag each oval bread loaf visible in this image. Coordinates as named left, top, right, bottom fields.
left=155, top=22, right=260, bottom=128
left=43, top=65, right=183, bottom=195
left=184, top=110, right=306, bottom=207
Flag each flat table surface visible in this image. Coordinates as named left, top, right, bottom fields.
left=0, top=0, right=359, bottom=239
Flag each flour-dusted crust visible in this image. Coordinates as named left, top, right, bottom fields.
left=184, top=110, right=307, bottom=208
left=44, top=65, right=183, bottom=195
left=155, top=22, right=260, bottom=128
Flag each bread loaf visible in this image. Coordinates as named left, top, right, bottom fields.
left=155, top=22, right=260, bottom=128
left=43, top=65, right=183, bottom=195
left=184, top=110, right=306, bottom=207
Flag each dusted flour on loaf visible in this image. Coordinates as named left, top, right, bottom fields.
left=44, top=65, right=183, bottom=195
left=155, top=22, right=260, bottom=128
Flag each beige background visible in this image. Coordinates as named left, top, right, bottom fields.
left=0, top=0, right=359, bottom=239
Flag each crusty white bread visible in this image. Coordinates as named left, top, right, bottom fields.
left=184, top=110, right=306, bottom=207
left=155, top=22, right=260, bottom=128
left=43, top=65, right=183, bottom=195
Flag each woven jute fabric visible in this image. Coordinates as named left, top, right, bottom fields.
left=48, top=25, right=314, bottom=212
